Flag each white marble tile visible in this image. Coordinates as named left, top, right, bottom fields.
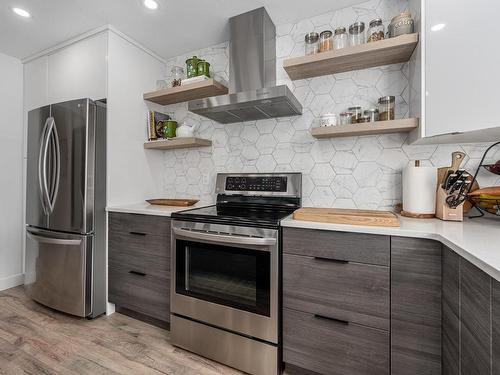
left=353, top=161, right=383, bottom=187
left=310, top=163, right=336, bottom=186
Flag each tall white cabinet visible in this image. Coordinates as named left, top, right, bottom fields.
left=409, top=0, right=500, bottom=143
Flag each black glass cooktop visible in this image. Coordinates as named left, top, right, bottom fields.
left=171, top=205, right=296, bottom=229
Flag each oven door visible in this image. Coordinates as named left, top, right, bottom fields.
left=171, top=220, right=279, bottom=344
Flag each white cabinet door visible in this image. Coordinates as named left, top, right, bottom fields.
left=47, top=33, right=107, bottom=103
left=425, top=0, right=500, bottom=137
left=23, top=56, right=48, bottom=111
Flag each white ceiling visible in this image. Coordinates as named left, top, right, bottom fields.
left=1, top=0, right=362, bottom=61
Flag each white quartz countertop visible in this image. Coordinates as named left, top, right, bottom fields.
left=282, top=215, right=500, bottom=282
left=106, top=201, right=209, bottom=217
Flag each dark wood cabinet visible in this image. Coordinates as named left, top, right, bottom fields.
left=442, top=247, right=460, bottom=375
left=283, top=227, right=390, bottom=375
left=108, top=212, right=171, bottom=326
left=492, top=279, right=500, bottom=375
left=390, top=237, right=442, bottom=375
left=460, top=258, right=491, bottom=375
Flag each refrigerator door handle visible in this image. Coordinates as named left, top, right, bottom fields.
left=38, top=117, right=53, bottom=215
left=26, top=230, right=82, bottom=246
left=47, top=120, right=61, bottom=213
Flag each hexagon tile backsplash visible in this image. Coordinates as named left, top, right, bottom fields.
left=157, top=0, right=500, bottom=209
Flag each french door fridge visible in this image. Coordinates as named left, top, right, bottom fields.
left=25, top=98, right=106, bottom=318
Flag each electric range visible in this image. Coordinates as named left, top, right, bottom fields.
left=170, top=173, right=302, bottom=375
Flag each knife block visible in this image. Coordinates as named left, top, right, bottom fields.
left=435, top=186, right=463, bottom=221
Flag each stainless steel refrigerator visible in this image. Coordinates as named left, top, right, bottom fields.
left=25, top=98, right=106, bottom=318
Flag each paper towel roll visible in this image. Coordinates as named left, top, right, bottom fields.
left=402, top=164, right=437, bottom=215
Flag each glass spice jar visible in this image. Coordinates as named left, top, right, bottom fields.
left=367, top=18, right=385, bottom=43
left=358, top=115, right=371, bottom=123
left=349, top=22, right=366, bottom=47
left=388, top=11, right=415, bottom=38
left=171, top=66, right=184, bottom=87
left=364, top=108, right=379, bottom=122
left=339, top=112, right=354, bottom=125
left=378, top=96, right=396, bottom=121
left=348, top=106, right=363, bottom=123
left=186, top=56, right=200, bottom=78
left=197, top=60, right=210, bottom=77
left=333, top=27, right=348, bottom=50
left=305, top=32, right=320, bottom=55
left=319, top=30, right=333, bottom=52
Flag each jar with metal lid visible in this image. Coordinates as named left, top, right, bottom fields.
left=186, top=56, right=200, bottom=78
left=378, top=96, right=396, bottom=121
left=364, top=108, right=379, bottom=122
left=347, top=106, right=363, bottom=123
left=349, top=22, right=365, bottom=47
left=305, top=32, right=320, bottom=55
left=333, top=27, right=348, bottom=50
left=339, top=112, right=354, bottom=125
left=388, top=11, right=414, bottom=38
left=367, top=18, right=385, bottom=43
left=319, top=30, right=333, bottom=52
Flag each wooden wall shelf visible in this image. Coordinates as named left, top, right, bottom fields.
left=283, top=34, right=419, bottom=80
left=143, top=79, right=228, bottom=105
left=144, top=137, right=212, bottom=150
left=311, top=118, right=419, bottom=139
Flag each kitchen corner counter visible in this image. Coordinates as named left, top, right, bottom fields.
left=106, top=202, right=208, bottom=217
left=281, top=215, right=500, bottom=282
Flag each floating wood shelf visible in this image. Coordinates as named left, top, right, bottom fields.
left=311, top=118, right=419, bottom=139
left=143, top=78, right=228, bottom=105
left=283, top=34, right=419, bottom=80
left=144, top=137, right=212, bottom=150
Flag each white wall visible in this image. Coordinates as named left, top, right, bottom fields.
left=106, top=30, right=166, bottom=205
left=0, top=52, right=24, bottom=290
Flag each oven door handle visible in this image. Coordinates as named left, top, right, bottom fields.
left=173, top=227, right=277, bottom=247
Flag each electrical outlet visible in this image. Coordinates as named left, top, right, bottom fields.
left=202, top=173, right=210, bottom=185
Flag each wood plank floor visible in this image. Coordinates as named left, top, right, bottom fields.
left=0, top=286, right=247, bottom=375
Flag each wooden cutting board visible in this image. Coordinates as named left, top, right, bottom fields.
left=293, top=208, right=400, bottom=227
left=146, top=199, right=199, bottom=207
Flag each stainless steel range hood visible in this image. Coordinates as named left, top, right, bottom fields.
left=188, top=7, right=302, bottom=124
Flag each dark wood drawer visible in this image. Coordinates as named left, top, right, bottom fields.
left=283, top=227, right=389, bottom=266
left=109, top=212, right=171, bottom=238
left=284, top=308, right=389, bottom=375
left=108, top=266, right=169, bottom=322
left=284, top=253, right=389, bottom=331
left=108, top=232, right=170, bottom=279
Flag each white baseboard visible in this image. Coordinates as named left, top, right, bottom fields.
left=0, top=273, right=24, bottom=291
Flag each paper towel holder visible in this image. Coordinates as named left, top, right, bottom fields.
left=401, top=160, right=437, bottom=219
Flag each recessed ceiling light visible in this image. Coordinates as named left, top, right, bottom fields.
left=12, top=7, right=31, bottom=18
left=431, top=23, right=446, bottom=32
left=143, top=0, right=158, bottom=10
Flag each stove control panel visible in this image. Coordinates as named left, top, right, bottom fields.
left=225, top=176, right=287, bottom=192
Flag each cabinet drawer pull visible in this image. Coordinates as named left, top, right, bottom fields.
left=129, top=231, right=147, bottom=236
left=314, top=256, right=349, bottom=264
left=129, top=270, right=147, bottom=277
left=314, top=314, right=349, bottom=325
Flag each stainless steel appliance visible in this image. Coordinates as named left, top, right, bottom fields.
left=24, top=98, right=106, bottom=318
left=171, top=173, right=301, bottom=375
left=188, top=8, right=303, bottom=123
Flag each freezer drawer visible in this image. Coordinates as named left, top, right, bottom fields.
left=25, top=227, right=93, bottom=317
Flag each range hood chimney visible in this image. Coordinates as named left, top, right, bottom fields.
left=188, top=7, right=303, bottom=124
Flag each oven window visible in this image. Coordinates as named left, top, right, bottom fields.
left=176, top=240, right=271, bottom=316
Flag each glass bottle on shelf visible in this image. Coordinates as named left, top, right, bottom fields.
left=305, top=32, right=320, bottom=55
left=333, top=27, right=348, bottom=50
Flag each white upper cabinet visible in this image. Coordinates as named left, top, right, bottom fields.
left=23, top=56, right=48, bottom=112
left=410, top=0, right=500, bottom=143
left=47, top=33, right=107, bottom=103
